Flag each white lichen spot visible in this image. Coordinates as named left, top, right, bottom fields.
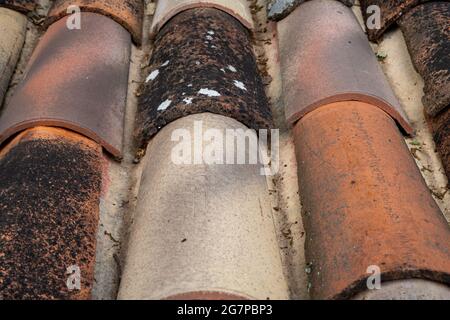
left=195, top=61, right=200, bottom=65
left=198, top=88, right=221, bottom=97
left=183, top=97, right=193, bottom=105
left=145, top=69, right=159, bottom=82
left=157, top=99, right=172, bottom=111
left=220, top=68, right=225, bottom=73
left=161, top=60, right=170, bottom=67
left=233, top=80, right=247, bottom=91
left=228, top=65, right=237, bottom=72
left=207, top=30, right=215, bottom=35
left=206, top=35, right=213, bottom=41
left=187, top=84, right=193, bottom=87
left=211, top=45, right=217, bottom=49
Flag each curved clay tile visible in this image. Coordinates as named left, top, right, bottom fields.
left=399, top=2, right=450, bottom=118
left=119, top=113, right=289, bottom=300
left=0, top=8, right=26, bottom=107
left=0, top=13, right=131, bottom=160
left=134, top=8, right=272, bottom=159
left=293, top=101, right=450, bottom=299
left=359, top=0, right=432, bottom=41
left=150, top=0, right=254, bottom=38
left=0, top=127, right=102, bottom=300
left=398, top=2, right=450, bottom=180
left=278, top=0, right=412, bottom=134
left=46, top=0, right=144, bottom=44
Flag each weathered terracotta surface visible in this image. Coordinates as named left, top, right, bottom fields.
left=0, top=8, right=27, bottom=107
left=0, top=0, right=37, bottom=13
left=399, top=2, right=450, bottom=118
left=150, top=0, right=254, bottom=37
left=120, top=114, right=289, bottom=300
left=293, top=101, right=450, bottom=300
left=360, top=0, right=432, bottom=41
left=0, top=13, right=131, bottom=160
left=135, top=8, right=272, bottom=159
left=46, top=0, right=144, bottom=44
left=0, top=127, right=102, bottom=300
left=278, top=0, right=412, bottom=134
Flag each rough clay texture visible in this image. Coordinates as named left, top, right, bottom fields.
left=267, top=0, right=354, bottom=21
left=120, top=113, right=289, bottom=300
left=399, top=2, right=450, bottom=118
left=150, top=0, right=255, bottom=37
left=47, top=0, right=144, bottom=44
left=398, top=2, right=450, bottom=182
left=0, top=13, right=131, bottom=159
left=134, top=8, right=272, bottom=159
left=359, top=0, right=432, bottom=41
left=294, top=102, right=450, bottom=299
left=0, top=8, right=27, bottom=107
left=0, top=127, right=102, bottom=300
left=277, top=0, right=412, bottom=134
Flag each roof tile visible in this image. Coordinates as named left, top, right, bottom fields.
left=398, top=2, right=450, bottom=118
left=120, top=114, right=289, bottom=300
left=293, top=101, right=450, bottom=299
left=278, top=0, right=412, bottom=134
left=46, top=0, right=144, bottom=44
left=0, top=12, right=131, bottom=159
left=134, top=8, right=272, bottom=158
left=0, top=8, right=27, bottom=107
left=150, top=0, right=254, bottom=37
left=359, top=0, right=432, bottom=41
left=0, top=127, right=102, bottom=300
left=398, top=2, right=450, bottom=182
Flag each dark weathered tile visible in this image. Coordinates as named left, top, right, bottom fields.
left=135, top=8, right=273, bottom=158
left=359, top=0, right=432, bottom=41
left=0, top=127, right=102, bottom=300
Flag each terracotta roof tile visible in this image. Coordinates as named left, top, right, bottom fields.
left=134, top=8, right=272, bottom=158
left=359, top=0, right=432, bottom=41
left=293, top=101, right=450, bottom=299
left=278, top=0, right=412, bottom=134
left=398, top=2, right=450, bottom=181
left=0, top=0, right=448, bottom=301
left=46, top=0, right=144, bottom=44
left=0, top=127, right=102, bottom=300
left=0, top=12, right=131, bottom=159
left=399, top=2, right=450, bottom=117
